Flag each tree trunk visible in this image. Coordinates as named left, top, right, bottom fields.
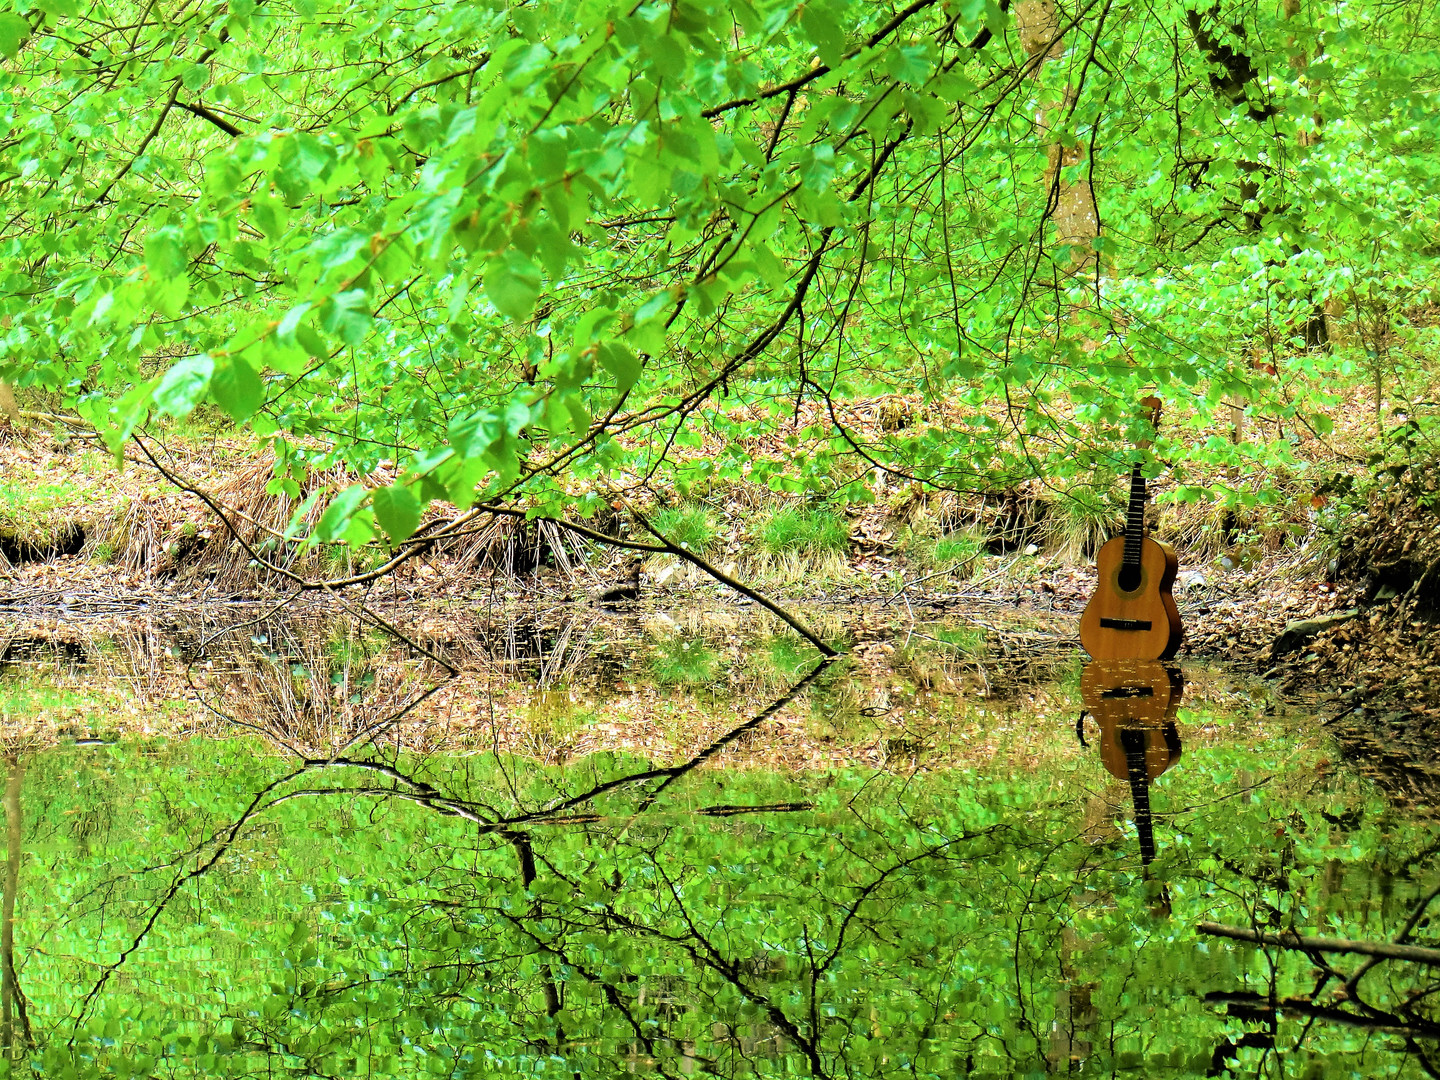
left=1017, top=0, right=1102, bottom=284
left=1, top=758, right=24, bottom=1056
left=1186, top=1, right=1329, bottom=350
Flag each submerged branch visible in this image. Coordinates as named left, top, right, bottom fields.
left=1198, top=922, right=1440, bottom=966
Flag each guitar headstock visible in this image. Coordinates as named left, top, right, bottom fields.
left=1136, top=395, right=1162, bottom=450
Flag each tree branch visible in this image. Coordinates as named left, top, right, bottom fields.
left=177, top=100, right=243, bottom=137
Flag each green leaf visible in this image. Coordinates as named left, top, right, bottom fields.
left=372, top=484, right=422, bottom=544
left=883, top=43, right=933, bottom=86
left=154, top=355, right=215, bottom=417
left=80, top=382, right=155, bottom=462
left=485, top=251, right=542, bottom=320
left=0, top=14, right=29, bottom=58
left=598, top=342, right=641, bottom=391
left=144, top=228, right=188, bottom=281
left=281, top=491, right=322, bottom=539
left=210, top=355, right=264, bottom=421
left=527, top=130, right=568, bottom=180
left=798, top=144, right=835, bottom=192
left=449, top=410, right=498, bottom=459
left=276, top=303, right=312, bottom=345
left=314, top=485, right=367, bottom=543
left=295, top=325, right=329, bottom=359
left=181, top=63, right=210, bottom=91
left=750, top=243, right=787, bottom=287
left=572, top=307, right=616, bottom=348
left=319, top=289, right=372, bottom=346
left=800, top=4, right=845, bottom=67
left=144, top=227, right=191, bottom=315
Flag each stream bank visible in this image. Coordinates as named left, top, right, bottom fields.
left=2, top=417, right=1418, bottom=760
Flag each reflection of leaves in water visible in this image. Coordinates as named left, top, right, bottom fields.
left=9, top=616, right=1440, bottom=1079
left=767, top=633, right=820, bottom=679
left=16, top=725, right=1440, bottom=1079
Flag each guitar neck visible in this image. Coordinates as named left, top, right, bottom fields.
left=1122, top=461, right=1146, bottom=566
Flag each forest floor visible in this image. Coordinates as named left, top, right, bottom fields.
left=0, top=428, right=1339, bottom=670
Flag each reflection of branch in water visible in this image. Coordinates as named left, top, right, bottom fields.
left=1207, top=990, right=1440, bottom=1039
left=1202, top=894, right=1440, bottom=1070
left=269, top=657, right=841, bottom=830
left=454, top=609, right=600, bottom=687
left=66, top=656, right=840, bottom=1065
left=255, top=661, right=835, bottom=830
left=322, top=586, right=460, bottom=676
left=636, top=656, right=836, bottom=812
left=68, top=765, right=312, bottom=1042
left=195, top=587, right=305, bottom=654
left=571, top=822, right=1011, bottom=1080
left=264, top=783, right=813, bottom=831
left=1345, top=879, right=1440, bottom=996
left=503, top=831, right=564, bottom=1043
left=1198, top=922, right=1440, bottom=967
left=183, top=614, right=451, bottom=757
left=534, top=611, right=593, bottom=687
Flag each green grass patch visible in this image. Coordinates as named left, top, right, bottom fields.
left=758, top=506, right=850, bottom=556
left=651, top=504, right=719, bottom=554
left=651, top=635, right=720, bottom=688
left=0, top=480, right=84, bottom=540
left=932, top=534, right=982, bottom=566
left=906, top=527, right=984, bottom=577
left=1048, top=482, right=1120, bottom=561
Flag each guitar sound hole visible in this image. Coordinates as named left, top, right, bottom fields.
left=1117, top=564, right=1142, bottom=592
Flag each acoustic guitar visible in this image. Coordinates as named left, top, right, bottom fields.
left=1079, top=398, right=1183, bottom=661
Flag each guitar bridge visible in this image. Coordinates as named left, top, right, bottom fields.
left=1099, top=617, right=1153, bottom=631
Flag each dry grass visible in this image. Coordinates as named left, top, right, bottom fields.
left=433, top=514, right=595, bottom=586
left=184, top=453, right=375, bottom=588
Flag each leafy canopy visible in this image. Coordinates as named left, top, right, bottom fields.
left=1, top=0, right=1437, bottom=537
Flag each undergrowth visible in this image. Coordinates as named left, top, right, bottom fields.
left=0, top=480, right=85, bottom=542
left=651, top=504, right=719, bottom=554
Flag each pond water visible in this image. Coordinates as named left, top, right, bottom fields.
left=0, top=603, right=1435, bottom=1078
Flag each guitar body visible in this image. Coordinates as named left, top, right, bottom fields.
left=1079, top=535, right=1182, bottom=661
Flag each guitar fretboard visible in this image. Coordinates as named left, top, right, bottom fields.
left=1122, top=461, right=1146, bottom=567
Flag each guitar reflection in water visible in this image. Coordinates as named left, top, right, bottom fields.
left=1078, top=661, right=1183, bottom=866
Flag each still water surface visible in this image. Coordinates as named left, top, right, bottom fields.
left=0, top=604, right=1434, bottom=1078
